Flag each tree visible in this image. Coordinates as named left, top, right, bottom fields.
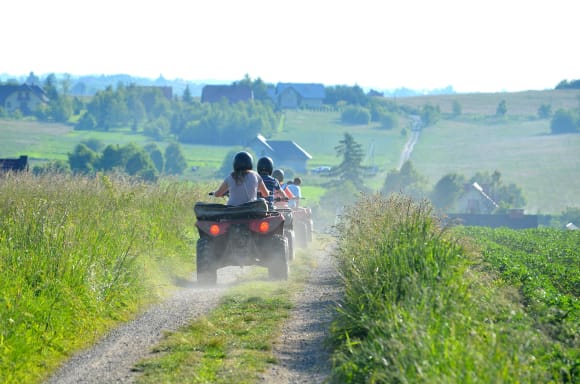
left=25, top=71, right=41, bottom=86
left=378, top=111, right=398, bottom=130
left=235, top=74, right=271, bottom=101
left=550, top=108, right=579, bottom=134
left=421, top=103, right=440, bottom=126
left=382, top=161, right=427, bottom=199
left=452, top=100, right=462, bottom=117
left=324, top=85, right=368, bottom=106
left=496, top=99, right=507, bottom=117
left=182, top=85, right=193, bottom=104
left=537, top=104, right=552, bottom=119
left=216, top=148, right=243, bottom=178
left=332, top=133, right=365, bottom=185
left=125, top=150, right=158, bottom=181
left=341, top=106, right=371, bottom=125
left=164, top=142, right=187, bottom=175
left=430, top=173, right=465, bottom=211
left=68, top=144, right=99, bottom=173
left=75, top=112, right=97, bottom=131
left=144, top=143, right=165, bottom=173
left=43, top=74, right=59, bottom=100
left=469, top=170, right=526, bottom=210
left=81, top=138, right=105, bottom=152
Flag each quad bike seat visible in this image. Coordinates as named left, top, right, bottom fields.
left=194, top=199, right=272, bottom=220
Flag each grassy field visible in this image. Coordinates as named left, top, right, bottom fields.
left=395, top=89, right=580, bottom=116
left=0, top=119, right=232, bottom=178
left=409, top=118, right=580, bottom=213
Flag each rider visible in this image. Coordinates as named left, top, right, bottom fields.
left=272, top=169, right=295, bottom=208
left=213, top=151, right=270, bottom=206
left=256, top=156, right=289, bottom=209
left=286, top=177, right=302, bottom=208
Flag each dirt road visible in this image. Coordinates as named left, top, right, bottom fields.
left=398, top=115, right=422, bottom=170
left=45, top=243, right=341, bottom=384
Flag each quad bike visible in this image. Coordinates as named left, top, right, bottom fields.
left=194, top=197, right=289, bottom=285
left=291, top=206, right=314, bottom=248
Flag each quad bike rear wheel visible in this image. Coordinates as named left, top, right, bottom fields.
left=268, top=234, right=289, bottom=280
left=196, top=237, right=218, bottom=285
left=285, top=229, right=295, bottom=262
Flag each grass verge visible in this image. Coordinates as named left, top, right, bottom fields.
left=329, top=193, right=578, bottom=383
left=0, top=173, right=207, bottom=383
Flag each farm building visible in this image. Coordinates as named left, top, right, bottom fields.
left=0, top=84, right=48, bottom=114
left=452, top=182, right=499, bottom=214
left=0, top=155, right=29, bottom=172
left=249, top=134, right=312, bottom=174
left=269, top=83, right=325, bottom=109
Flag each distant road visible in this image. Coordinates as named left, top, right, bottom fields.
left=398, top=115, right=422, bottom=170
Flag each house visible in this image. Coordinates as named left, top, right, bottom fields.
left=453, top=182, right=499, bottom=214
left=249, top=134, right=312, bottom=174
left=0, top=84, right=48, bottom=114
left=0, top=155, right=29, bottom=172
left=201, top=84, right=253, bottom=104
left=272, top=83, right=325, bottom=109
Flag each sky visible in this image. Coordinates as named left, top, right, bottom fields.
left=2, top=0, right=578, bottom=93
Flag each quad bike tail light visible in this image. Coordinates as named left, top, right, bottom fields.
left=196, top=221, right=231, bottom=237
left=258, top=221, right=269, bottom=233
left=209, top=224, right=220, bottom=236
left=249, top=215, right=283, bottom=234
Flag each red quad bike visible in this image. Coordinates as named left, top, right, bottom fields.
left=194, top=198, right=289, bottom=285
left=291, top=206, right=314, bottom=248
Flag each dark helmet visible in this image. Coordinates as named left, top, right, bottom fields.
left=233, top=151, right=253, bottom=172
left=272, top=169, right=284, bottom=182
left=257, top=156, right=274, bottom=175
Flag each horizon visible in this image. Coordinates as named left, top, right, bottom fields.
left=0, top=71, right=563, bottom=96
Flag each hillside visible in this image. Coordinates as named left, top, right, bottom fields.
left=394, top=89, right=580, bottom=214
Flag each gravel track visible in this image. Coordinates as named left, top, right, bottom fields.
left=259, top=244, right=342, bottom=384
left=44, top=242, right=341, bottom=384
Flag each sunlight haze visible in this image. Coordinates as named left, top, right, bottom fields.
left=3, top=0, right=578, bottom=92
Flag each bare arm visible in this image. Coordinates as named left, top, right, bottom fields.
left=258, top=179, right=269, bottom=198
left=277, top=186, right=289, bottom=199
left=213, top=180, right=229, bottom=197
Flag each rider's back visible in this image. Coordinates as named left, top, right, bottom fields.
left=225, top=172, right=260, bottom=206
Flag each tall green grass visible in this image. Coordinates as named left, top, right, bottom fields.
left=329, top=193, right=576, bottom=383
left=0, top=172, right=207, bottom=383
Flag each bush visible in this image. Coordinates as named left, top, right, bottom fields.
left=341, top=106, right=371, bottom=125
left=550, top=108, right=579, bottom=134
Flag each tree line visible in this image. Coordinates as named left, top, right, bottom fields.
left=34, top=140, right=187, bottom=182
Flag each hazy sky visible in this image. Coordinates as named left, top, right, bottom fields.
left=3, top=0, right=578, bottom=93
